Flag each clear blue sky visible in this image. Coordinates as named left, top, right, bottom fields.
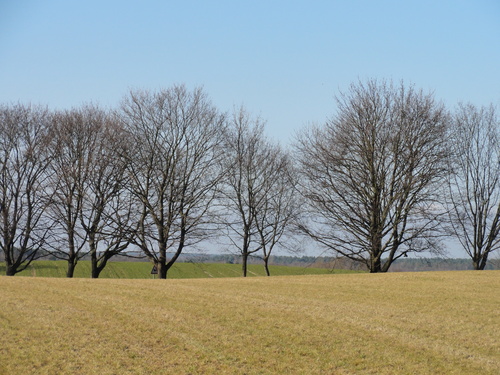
left=1, top=0, right=499, bottom=144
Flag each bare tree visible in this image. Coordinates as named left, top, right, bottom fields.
left=0, top=104, right=52, bottom=276
left=221, top=108, right=298, bottom=276
left=47, top=106, right=133, bottom=278
left=295, top=80, right=450, bottom=272
left=46, top=108, right=93, bottom=277
left=252, top=148, right=298, bottom=276
left=120, top=85, right=226, bottom=279
left=447, top=103, right=500, bottom=269
left=78, top=110, right=134, bottom=278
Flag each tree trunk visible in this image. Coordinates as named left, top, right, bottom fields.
left=479, top=256, right=487, bottom=270
left=163, top=246, right=184, bottom=280
left=473, top=254, right=488, bottom=270
left=6, top=264, right=16, bottom=276
left=242, top=252, right=248, bottom=277
left=91, top=255, right=111, bottom=279
left=5, top=251, right=17, bottom=275
left=156, top=240, right=167, bottom=279
left=91, top=263, right=100, bottom=278
left=66, top=260, right=76, bottom=278
left=66, top=232, right=77, bottom=278
left=91, top=249, right=98, bottom=278
left=4, top=250, right=15, bottom=275
left=158, top=259, right=167, bottom=279
left=370, top=254, right=382, bottom=273
left=264, top=257, right=271, bottom=276
left=90, top=234, right=99, bottom=278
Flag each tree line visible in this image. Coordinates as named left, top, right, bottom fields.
left=1, top=80, right=499, bottom=277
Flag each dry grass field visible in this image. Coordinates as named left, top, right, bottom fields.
left=0, top=271, right=499, bottom=374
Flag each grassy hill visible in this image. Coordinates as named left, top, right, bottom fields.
left=0, top=260, right=353, bottom=279
left=0, top=271, right=499, bottom=374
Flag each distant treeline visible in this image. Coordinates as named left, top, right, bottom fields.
left=9, top=252, right=498, bottom=273
left=157, top=253, right=500, bottom=272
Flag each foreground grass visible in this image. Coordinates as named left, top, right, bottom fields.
left=0, top=271, right=499, bottom=374
left=1, top=260, right=348, bottom=279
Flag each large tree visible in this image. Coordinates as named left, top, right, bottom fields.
left=47, top=106, right=132, bottom=278
left=447, top=103, right=500, bottom=270
left=221, top=108, right=298, bottom=276
left=77, top=109, right=134, bottom=278
left=295, top=80, right=450, bottom=272
left=0, top=104, right=52, bottom=275
left=120, top=85, right=226, bottom=279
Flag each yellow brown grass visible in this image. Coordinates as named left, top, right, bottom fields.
left=0, top=271, right=499, bottom=374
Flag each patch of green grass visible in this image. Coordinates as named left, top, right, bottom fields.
left=0, top=271, right=498, bottom=374
left=0, top=260, right=351, bottom=279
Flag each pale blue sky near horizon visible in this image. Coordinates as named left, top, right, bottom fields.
left=1, top=0, right=499, bottom=258
left=1, top=0, right=499, bottom=144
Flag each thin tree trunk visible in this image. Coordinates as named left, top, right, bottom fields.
left=242, top=252, right=248, bottom=277
left=66, top=232, right=77, bottom=278
left=91, top=251, right=98, bottom=278
left=263, top=257, right=271, bottom=276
